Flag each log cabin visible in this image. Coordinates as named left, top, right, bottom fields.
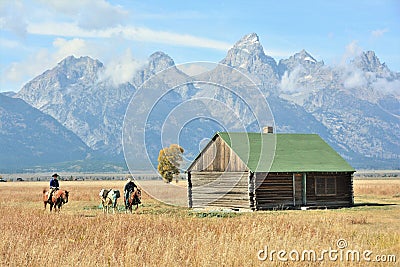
left=187, top=128, right=355, bottom=210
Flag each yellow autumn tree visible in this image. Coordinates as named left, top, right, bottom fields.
left=157, top=144, right=184, bottom=183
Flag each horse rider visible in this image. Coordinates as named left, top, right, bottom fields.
left=124, top=176, right=140, bottom=207
left=48, top=173, right=60, bottom=202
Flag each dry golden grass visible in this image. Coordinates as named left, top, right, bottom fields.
left=354, top=179, right=400, bottom=197
left=0, top=179, right=399, bottom=266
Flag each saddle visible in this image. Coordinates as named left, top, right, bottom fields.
left=47, top=188, right=58, bottom=203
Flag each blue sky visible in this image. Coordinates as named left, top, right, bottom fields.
left=1, top=0, right=399, bottom=92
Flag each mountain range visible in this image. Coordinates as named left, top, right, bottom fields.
left=1, top=33, right=399, bottom=172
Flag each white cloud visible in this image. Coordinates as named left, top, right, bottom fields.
left=121, top=26, right=231, bottom=50
left=2, top=38, right=100, bottom=90
left=340, top=40, right=363, bottom=66
left=99, top=49, right=144, bottom=86
left=371, top=77, right=400, bottom=96
left=0, top=38, right=21, bottom=49
left=371, top=28, right=388, bottom=38
left=27, top=22, right=231, bottom=51
left=53, top=38, right=88, bottom=61
left=1, top=0, right=128, bottom=38
left=0, top=1, right=27, bottom=37
left=343, top=69, right=368, bottom=89
left=37, top=0, right=128, bottom=30
left=279, top=66, right=304, bottom=92
left=3, top=48, right=51, bottom=84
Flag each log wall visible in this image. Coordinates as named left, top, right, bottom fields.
left=253, top=172, right=354, bottom=210
left=188, top=171, right=250, bottom=209
left=305, top=172, right=353, bottom=207
left=254, top=172, right=294, bottom=210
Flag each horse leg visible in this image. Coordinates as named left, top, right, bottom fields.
left=125, top=204, right=130, bottom=214
left=112, top=201, right=116, bottom=214
left=124, top=198, right=129, bottom=214
left=112, top=199, right=117, bottom=214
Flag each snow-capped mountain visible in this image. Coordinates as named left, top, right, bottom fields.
left=352, top=51, right=393, bottom=76
left=220, top=33, right=279, bottom=90
left=17, top=56, right=135, bottom=157
left=204, top=33, right=399, bottom=168
left=4, top=33, right=399, bottom=171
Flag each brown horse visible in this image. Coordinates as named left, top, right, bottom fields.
left=43, top=189, right=69, bottom=212
left=125, top=188, right=141, bottom=213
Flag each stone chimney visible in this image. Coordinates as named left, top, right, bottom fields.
left=263, top=126, right=273, bottom=134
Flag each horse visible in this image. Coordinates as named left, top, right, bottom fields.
left=125, top=188, right=141, bottom=213
left=99, top=189, right=120, bottom=214
left=43, top=189, right=69, bottom=212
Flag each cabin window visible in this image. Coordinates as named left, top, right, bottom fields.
left=315, top=177, right=336, bottom=195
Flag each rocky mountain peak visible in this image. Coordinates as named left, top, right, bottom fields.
left=280, top=49, right=319, bottom=66
left=220, top=33, right=279, bottom=85
left=352, top=51, right=389, bottom=74
left=16, top=55, right=135, bottom=156
left=132, top=51, right=180, bottom=87
left=17, top=56, right=103, bottom=107
left=278, top=49, right=323, bottom=77
left=234, top=33, right=261, bottom=50
left=225, top=32, right=266, bottom=60
left=57, top=55, right=103, bottom=77
left=5, top=33, right=399, bottom=171
left=294, top=49, right=317, bottom=63
left=148, top=51, right=175, bottom=73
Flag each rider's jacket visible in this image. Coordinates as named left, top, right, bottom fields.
left=124, top=181, right=137, bottom=193
left=50, top=178, right=59, bottom=189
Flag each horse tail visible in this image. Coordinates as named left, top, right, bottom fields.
left=43, top=189, right=47, bottom=194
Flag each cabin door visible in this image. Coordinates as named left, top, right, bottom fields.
left=294, top=173, right=302, bottom=206
left=293, top=173, right=307, bottom=206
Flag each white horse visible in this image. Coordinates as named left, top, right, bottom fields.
left=99, top=189, right=120, bottom=214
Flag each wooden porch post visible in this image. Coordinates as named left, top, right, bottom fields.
left=187, top=172, right=192, bottom=208
left=302, top=173, right=307, bottom=206
left=292, top=173, right=296, bottom=206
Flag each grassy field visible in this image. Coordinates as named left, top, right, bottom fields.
left=0, top=179, right=399, bottom=266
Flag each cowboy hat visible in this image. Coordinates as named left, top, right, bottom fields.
left=52, top=173, right=59, bottom=178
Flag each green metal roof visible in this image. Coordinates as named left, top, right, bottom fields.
left=217, top=132, right=355, bottom=173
